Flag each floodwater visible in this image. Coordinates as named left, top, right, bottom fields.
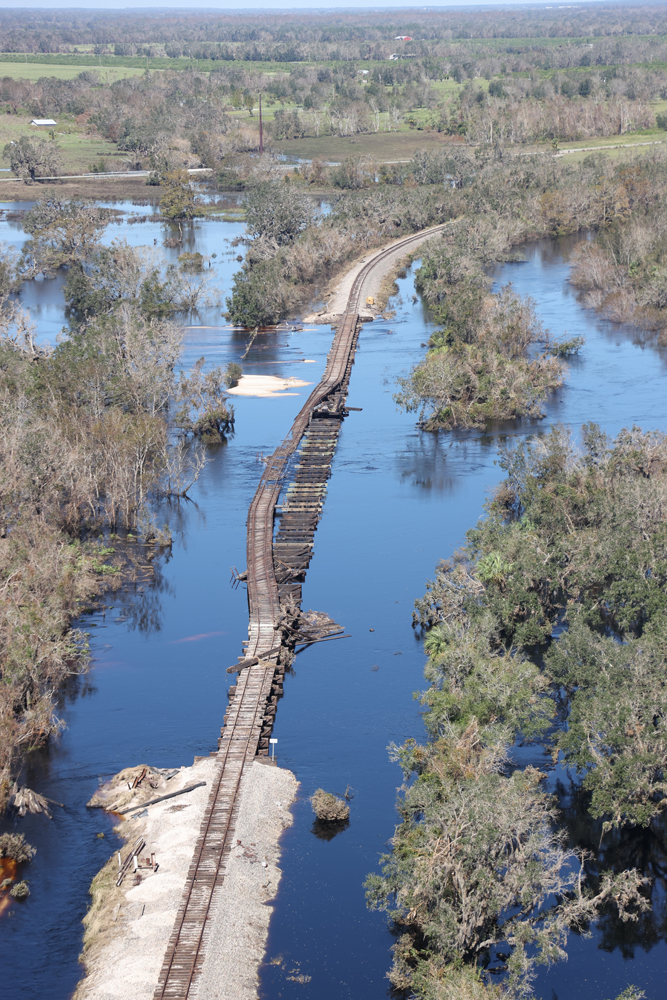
left=0, top=205, right=665, bottom=1000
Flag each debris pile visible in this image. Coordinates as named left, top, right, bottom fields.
left=8, top=784, right=61, bottom=818
left=86, top=765, right=178, bottom=814
left=277, top=607, right=346, bottom=649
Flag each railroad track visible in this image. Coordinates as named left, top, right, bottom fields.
left=153, top=221, right=449, bottom=1000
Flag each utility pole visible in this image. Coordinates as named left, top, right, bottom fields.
left=259, top=91, right=263, bottom=155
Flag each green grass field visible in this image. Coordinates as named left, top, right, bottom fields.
left=0, top=115, right=127, bottom=175
left=555, top=129, right=667, bottom=153
left=274, top=129, right=460, bottom=163
left=557, top=144, right=665, bottom=164
left=0, top=62, right=146, bottom=82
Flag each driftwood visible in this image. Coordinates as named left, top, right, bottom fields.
left=230, top=566, right=247, bottom=589
left=87, top=764, right=172, bottom=813
left=116, top=837, right=145, bottom=887
left=123, top=781, right=207, bottom=815
left=225, top=610, right=346, bottom=672
left=276, top=607, right=345, bottom=648
left=296, top=633, right=351, bottom=650
left=226, top=645, right=283, bottom=674
left=8, top=784, right=63, bottom=819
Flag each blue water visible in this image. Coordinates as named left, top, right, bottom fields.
left=0, top=211, right=665, bottom=1000
left=259, top=235, right=667, bottom=1000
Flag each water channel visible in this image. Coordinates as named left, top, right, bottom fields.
left=0, top=201, right=666, bottom=1000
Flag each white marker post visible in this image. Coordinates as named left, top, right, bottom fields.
left=269, top=738, right=278, bottom=760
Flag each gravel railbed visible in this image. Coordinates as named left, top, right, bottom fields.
left=195, top=761, right=298, bottom=999
left=306, top=229, right=441, bottom=324
left=74, top=759, right=297, bottom=1000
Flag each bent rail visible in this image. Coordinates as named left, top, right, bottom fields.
left=153, top=221, right=449, bottom=1000
left=246, top=221, right=448, bottom=658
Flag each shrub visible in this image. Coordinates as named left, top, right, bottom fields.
left=9, top=880, right=30, bottom=899
left=178, top=251, right=205, bottom=272
left=311, top=789, right=350, bottom=822
left=224, top=362, right=243, bottom=388
left=0, top=833, right=36, bottom=863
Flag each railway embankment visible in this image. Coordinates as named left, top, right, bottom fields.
left=75, top=221, right=451, bottom=1000
left=304, top=223, right=448, bottom=325
left=75, top=759, right=297, bottom=1000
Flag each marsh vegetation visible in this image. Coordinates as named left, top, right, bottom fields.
left=0, top=191, right=232, bottom=811
left=368, top=426, right=667, bottom=998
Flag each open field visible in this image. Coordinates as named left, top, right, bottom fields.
left=274, top=129, right=667, bottom=167
left=554, top=129, right=667, bottom=153
left=0, top=62, right=145, bottom=82
left=556, top=142, right=666, bottom=163
left=274, top=129, right=463, bottom=163
left=0, top=116, right=129, bottom=175
left=0, top=175, right=158, bottom=200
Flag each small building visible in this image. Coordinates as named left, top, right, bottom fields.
left=31, top=119, right=57, bottom=127
left=394, top=35, right=413, bottom=41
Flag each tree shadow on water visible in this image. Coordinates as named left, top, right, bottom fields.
left=556, top=773, right=667, bottom=959
left=311, top=818, right=350, bottom=841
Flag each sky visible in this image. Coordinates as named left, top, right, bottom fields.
left=0, top=1, right=610, bottom=10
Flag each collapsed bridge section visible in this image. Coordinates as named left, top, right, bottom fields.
left=154, top=223, right=449, bottom=1000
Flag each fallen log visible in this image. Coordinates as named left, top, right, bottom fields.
left=122, top=781, right=207, bottom=815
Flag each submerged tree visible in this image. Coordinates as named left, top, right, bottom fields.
left=395, top=284, right=567, bottom=430
left=367, top=724, right=649, bottom=999
left=411, top=424, right=667, bottom=831
left=175, top=357, right=235, bottom=441
left=243, top=181, right=315, bottom=254
left=159, top=169, right=201, bottom=221
left=20, top=192, right=111, bottom=277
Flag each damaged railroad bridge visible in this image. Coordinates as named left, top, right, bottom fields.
left=154, top=223, right=450, bottom=1000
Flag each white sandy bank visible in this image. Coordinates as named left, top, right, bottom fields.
left=75, top=759, right=298, bottom=1000
left=227, top=374, right=313, bottom=398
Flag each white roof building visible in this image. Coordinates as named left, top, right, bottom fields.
left=31, top=119, right=57, bottom=126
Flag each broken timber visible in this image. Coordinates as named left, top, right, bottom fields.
left=154, top=223, right=451, bottom=1000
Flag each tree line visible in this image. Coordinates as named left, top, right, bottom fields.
left=2, top=6, right=667, bottom=61
left=367, top=425, right=667, bottom=999
left=5, top=12, right=667, bottom=187
left=227, top=146, right=667, bottom=428
left=0, top=192, right=234, bottom=810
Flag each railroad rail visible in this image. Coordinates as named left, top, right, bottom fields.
left=153, top=222, right=449, bottom=1000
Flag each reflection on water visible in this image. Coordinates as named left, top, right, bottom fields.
left=311, top=818, right=350, bottom=842
left=108, top=549, right=174, bottom=636
left=0, top=209, right=666, bottom=999
left=0, top=858, right=19, bottom=919
left=555, top=774, right=667, bottom=963
left=260, top=236, right=667, bottom=1000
